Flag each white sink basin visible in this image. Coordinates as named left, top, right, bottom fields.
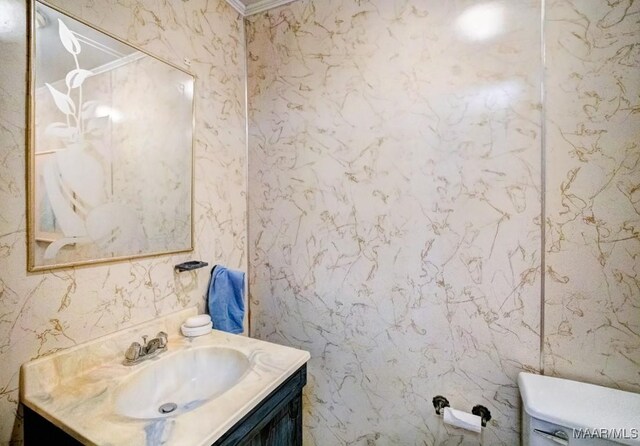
left=114, top=346, right=250, bottom=419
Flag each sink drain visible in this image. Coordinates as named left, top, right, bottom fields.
left=158, top=402, right=178, bottom=414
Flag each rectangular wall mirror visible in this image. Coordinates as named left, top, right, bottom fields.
left=27, top=1, right=195, bottom=271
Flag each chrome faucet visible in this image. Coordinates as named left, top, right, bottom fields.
left=124, top=331, right=168, bottom=365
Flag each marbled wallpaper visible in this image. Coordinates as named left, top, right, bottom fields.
left=247, top=1, right=542, bottom=444
left=0, top=0, right=247, bottom=444
left=544, top=0, right=640, bottom=392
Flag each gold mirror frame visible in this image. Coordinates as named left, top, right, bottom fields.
left=26, top=0, right=196, bottom=272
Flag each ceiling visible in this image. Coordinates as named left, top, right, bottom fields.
left=226, top=0, right=299, bottom=16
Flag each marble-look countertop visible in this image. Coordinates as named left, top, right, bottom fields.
left=20, top=307, right=310, bottom=446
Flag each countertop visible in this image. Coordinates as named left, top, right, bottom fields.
left=20, top=308, right=310, bottom=446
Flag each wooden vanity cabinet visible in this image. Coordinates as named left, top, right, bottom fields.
left=214, top=363, right=306, bottom=446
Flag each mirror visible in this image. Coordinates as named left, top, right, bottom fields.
left=27, top=1, right=195, bottom=271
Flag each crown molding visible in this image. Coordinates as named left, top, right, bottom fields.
left=225, top=0, right=247, bottom=15
left=226, top=0, right=299, bottom=17
left=245, top=0, right=298, bottom=16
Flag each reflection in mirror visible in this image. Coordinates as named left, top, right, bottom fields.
left=29, top=1, right=195, bottom=271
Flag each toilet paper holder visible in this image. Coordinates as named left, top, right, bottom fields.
left=432, top=396, right=492, bottom=427
left=432, top=395, right=450, bottom=415
left=472, top=405, right=491, bottom=427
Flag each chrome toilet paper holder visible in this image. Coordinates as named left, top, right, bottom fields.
left=432, top=395, right=450, bottom=415
left=432, top=396, right=492, bottom=427
left=472, top=405, right=492, bottom=427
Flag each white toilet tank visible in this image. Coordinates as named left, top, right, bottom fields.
left=518, top=373, right=640, bottom=446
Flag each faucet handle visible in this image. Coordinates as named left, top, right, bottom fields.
left=141, top=335, right=148, bottom=347
left=125, top=342, right=142, bottom=361
left=156, top=331, right=168, bottom=348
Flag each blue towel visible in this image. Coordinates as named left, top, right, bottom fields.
left=207, top=265, right=245, bottom=334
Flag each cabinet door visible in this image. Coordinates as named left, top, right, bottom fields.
left=246, top=394, right=302, bottom=446
left=214, top=364, right=306, bottom=446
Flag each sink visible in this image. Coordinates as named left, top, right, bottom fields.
left=114, top=346, right=250, bottom=419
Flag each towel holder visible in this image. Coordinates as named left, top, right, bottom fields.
left=174, top=261, right=209, bottom=273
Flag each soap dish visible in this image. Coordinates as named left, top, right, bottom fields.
left=181, top=323, right=212, bottom=337
left=184, top=314, right=212, bottom=328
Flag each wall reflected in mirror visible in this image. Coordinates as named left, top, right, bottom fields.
left=29, top=1, right=195, bottom=271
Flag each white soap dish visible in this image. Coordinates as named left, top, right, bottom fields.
left=185, top=314, right=212, bottom=328
left=181, top=323, right=212, bottom=337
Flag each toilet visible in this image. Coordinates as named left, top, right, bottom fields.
left=518, top=372, right=640, bottom=445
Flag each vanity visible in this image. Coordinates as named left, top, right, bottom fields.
left=20, top=308, right=310, bottom=445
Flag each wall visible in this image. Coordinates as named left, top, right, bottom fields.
left=0, top=0, right=247, bottom=443
left=247, top=1, right=542, bottom=444
left=544, top=0, right=640, bottom=392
